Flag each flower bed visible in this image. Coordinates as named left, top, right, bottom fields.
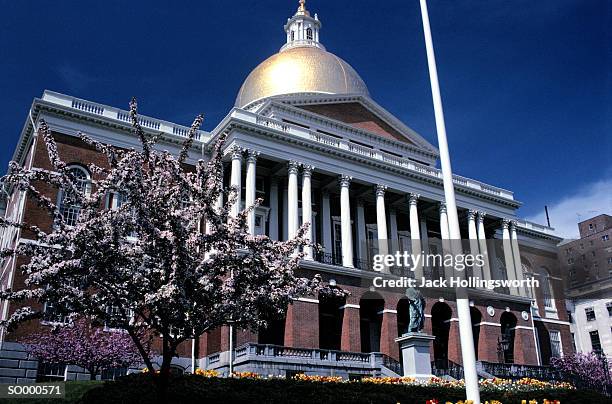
left=76, top=373, right=609, bottom=404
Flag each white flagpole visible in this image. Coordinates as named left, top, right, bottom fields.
left=418, top=1, right=481, bottom=403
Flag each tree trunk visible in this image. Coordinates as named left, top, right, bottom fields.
left=156, top=337, right=174, bottom=404
left=127, top=328, right=155, bottom=374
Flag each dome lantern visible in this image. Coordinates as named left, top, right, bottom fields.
left=281, top=0, right=324, bottom=52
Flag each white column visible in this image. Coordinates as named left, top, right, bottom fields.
left=282, top=186, right=289, bottom=240
left=467, top=209, right=482, bottom=279
left=321, top=190, right=332, bottom=255
left=510, top=221, right=526, bottom=296
left=269, top=178, right=279, bottom=240
left=408, top=194, right=423, bottom=278
left=229, top=146, right=242, bottom=218
left=301, top=165, right=314, bottom=260
left=439, top=202, right=453, bottom=279
left=245, top=150, right=259, bottom=235
left=408, top=193, right=421, bottom=244
left=375, top=185, right=389, bottom=271
left=339, top=175, right=353, bottom=268
left=476, top=212, right=492, bottom=280
left=355, top=199, right=367, bottom=265
left=501, top=218, right=519, bottom=295
left=287, top=161, right=300, bottom=239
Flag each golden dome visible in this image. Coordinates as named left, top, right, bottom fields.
left=235, top=46, right=370, bottom=108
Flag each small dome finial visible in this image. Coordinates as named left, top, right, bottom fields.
left=297, top=0, right=310, bottom=16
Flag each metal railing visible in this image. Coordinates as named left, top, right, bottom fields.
left=432, top=359, right=464, bottom=380
left=478, top=361, right=562, bottom=381
left=381, top=354, right=403, bottom=376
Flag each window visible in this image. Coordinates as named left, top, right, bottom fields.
left=581, top=254, right=586, bottom=262
left=590, top=240, right=594, bottom=246
left=333, top=221, right=342, bottom=265
left=538, top=268, right=555, bottom=309
left=589, top=223, right=594, bottom=230
left=592, top=251, right=597, bottom=257
left=36, top=362, right=65, bottom=382
left=607, top=302, right=612, bottom=317
left=608, top=257, right=612, bottom=264
left=585, top=307, right=596, bottom=321
left=603, top=234, right=610, bottom=242
left=291, top=31, right=295, bottom=41
left=42, top=301, right=69, bottom=324
left=105, top=305, right=123, bottom=330
left=550, top=331, right=562, bottom=358
left=580, top=243, right=584, bottom=249
left=306, top=27, right=313, bottom=40
left=567, top=258, right=574, bottom=264
left=58, top=166, right=91, bottom=226
left=589, top=330, right=602, bottom=353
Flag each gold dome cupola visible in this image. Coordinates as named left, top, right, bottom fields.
left=281, top=0, right=324, bottom=52
left=234, top=0, right=370, bottom=108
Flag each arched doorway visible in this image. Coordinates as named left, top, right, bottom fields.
left=319, top=294, right=345, bottom=350
left=470, top=307, right=482, bottom=360
left=258, top=318, right=286, bottom=346
left=431, top=302, right=452, bottom=368
left=360, top=292, right=384, bottom=353
left=397, top=298, right=410, bottom=337
left=500, top=312, right=517, bottom=363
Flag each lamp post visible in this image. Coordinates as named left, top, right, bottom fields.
left=418, top=0, right=480, bottom=402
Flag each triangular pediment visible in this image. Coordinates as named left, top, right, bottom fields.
left=255, top=93, right=438, bottom=156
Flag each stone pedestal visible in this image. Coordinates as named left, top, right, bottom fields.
left=395, top=332, right=436, bottom=379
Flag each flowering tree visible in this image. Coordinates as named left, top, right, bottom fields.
left=551, top=352, right=612, bottom=387
left=25, top=317, right=143, bottom=380
left=0, top=99, right=344, bottom=394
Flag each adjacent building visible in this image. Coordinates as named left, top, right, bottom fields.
left=0, top=1, right=572, bottom=382
left=562, top=214, right=612, bottom=358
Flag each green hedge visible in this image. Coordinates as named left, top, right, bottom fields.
left=76, top=374, right=612, bottom=404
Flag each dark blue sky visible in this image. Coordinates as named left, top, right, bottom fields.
left=0, top=0, right=610, bottom=228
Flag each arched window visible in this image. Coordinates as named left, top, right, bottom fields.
left=58, top=166, right=91, bottom=226
left=538, top=267, right=555, bottom=309
left=306, top=27, right=313, bottom=40
left=291, top=30, right=295, bottom=41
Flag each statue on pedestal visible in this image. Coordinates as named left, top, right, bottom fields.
left=405, top=287, right=425, bottom=333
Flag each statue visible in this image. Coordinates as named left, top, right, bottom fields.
left=405, top=287, right=425, bottom=333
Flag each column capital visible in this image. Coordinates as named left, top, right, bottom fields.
left=501, top=218, right=511, bottom=229
left=438, top=202, right=447, bottom=214
left=288, top=160, right=300, bottom=175
left=408, top=193, right=420, bottom=206
left=245, top=149, right=260, bottom=163
left=228, top=145, right=243, bottom=160
left=375, top=184, right=387, bottom=197
left=476, top=211, right=487, bottom=223
left=467, top=209, right=477, bottom=221
left=509, top=220, right=518, bottom=231
left=339, top=174, right=352, bottom=188
left=302, top=164, right=315, bottom=177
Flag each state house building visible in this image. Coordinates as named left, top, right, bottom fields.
left=0, top=1, right=571, bottom=382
